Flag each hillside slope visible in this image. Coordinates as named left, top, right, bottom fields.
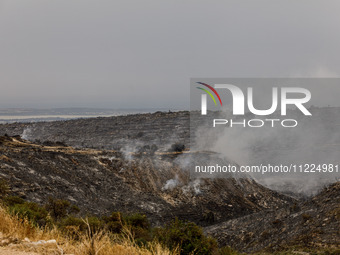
left=0, top=135, right=293, bottom=226
left=205, top=181, right=340, bottom=252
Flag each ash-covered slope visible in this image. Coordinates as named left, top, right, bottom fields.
left=205, top=181, right=340, bottom=252
left=0, top=136, right=294, bottom=226
left=0, top=111, right=190, bottom=151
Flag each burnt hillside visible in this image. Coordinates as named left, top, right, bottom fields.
left=205, top=181, right=340, bottom=253
left=0, top=111, right=190, bottom=151
left=0, top=135, right=294, bottom=227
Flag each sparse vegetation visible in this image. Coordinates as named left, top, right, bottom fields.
left=154, top=218, right=217, bottom=255
left=8, top=201, right=51, bottom=227
left=0, top=134, right=339, bottom=254
left=0, top=204, right=176, bottom=254
left=0, top=190, right=229, bottom=255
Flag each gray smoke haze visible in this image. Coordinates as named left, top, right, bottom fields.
left=1, top=0, right=340, bottom=109
left=192, top=107, right=340, bottom=196
left=3, top=0, right=340, bottom=197
left=190, top=79, right=340, bottom=196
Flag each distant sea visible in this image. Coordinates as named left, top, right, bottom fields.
left=0, top=108, right=172, bottom=124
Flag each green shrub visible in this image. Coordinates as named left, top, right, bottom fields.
left=45, top=197, right=71, bottom=220
left=124, top=213, right=149, bottom=229
left=154, top=218, right=217, bottom=255
left=9, top=202, right=51, bottom=226
left=86, top=216, right=103, bottom=232
left=60, top=215, right=103, bottom=232
left=3, top=195, right=25, bottom=206
left=218, top=246, right=242, bottom=255
left=102, top=212, right=123, bottom=233
left=102, top=212, right=151, bottom=242
left=60, top=215, right=84, bottom=228
left=0, top=178, right=9, bottom=198
left=2, top=192, right=224, bottom=254
left=70, top=204, right=80, bottom=214
left=123, top=213, right=151, bottom=242
left=59, top=216, right=84, bottom=239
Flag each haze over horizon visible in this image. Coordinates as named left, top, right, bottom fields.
left=1, top=0, right=340, bottom=109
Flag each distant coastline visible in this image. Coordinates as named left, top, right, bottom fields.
left=0, top=107, right=178, bottom=123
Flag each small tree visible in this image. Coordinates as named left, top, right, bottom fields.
left=155, top=218, right=217, bottom=255
left=45, top=197, right=71, bottom=220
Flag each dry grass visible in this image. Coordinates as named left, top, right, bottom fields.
left=0, top=205, right=178, bottom=255
left=0, top=205, right=56, bottom=241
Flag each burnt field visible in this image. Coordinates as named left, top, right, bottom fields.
left=0, top=109, right=339, bottom=252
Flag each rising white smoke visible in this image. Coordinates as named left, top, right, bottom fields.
left=162, top=175, right=180, bottom=190
left=21, top=127, right=33, bottom=140
left=192, top=107, right=340, bottom=196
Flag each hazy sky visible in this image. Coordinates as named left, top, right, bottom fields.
left=1, top=0, right=339, bottom=109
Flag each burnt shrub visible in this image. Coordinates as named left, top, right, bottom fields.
left=301, top=213, right=312, bottom=222
left=41, top=140, right=67, bottom=147
left=42, top=141, right=55, bottom=146
left=260, top=230, right=271, bottom=240
left=136, top=144, right=158, bottom=156
left=289, top=202, right=300, bottom=213
left=272, top=218, right=283, bottom=227
left=55, top=141, right=67, bottom=147
left=136, top=132, right=144, bottom=138
left=169, top=143, right=185, bottom=152
left=150, top=144, right=158, bottom=154
left=203, top=211, right=215, bottom=224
